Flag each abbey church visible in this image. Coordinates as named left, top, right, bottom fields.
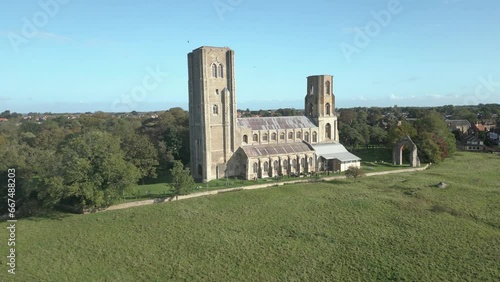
left=188, top=46, right=360, bottom=182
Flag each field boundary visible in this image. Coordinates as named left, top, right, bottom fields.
left=104, top=164, right=429, bottom=213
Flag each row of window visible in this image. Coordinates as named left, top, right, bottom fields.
left=244, top=131, right=318, bottom=143
left=243, top=123, right=334, bottom=144
left=309, top=81, right=331, bottom=95
left=252, top=157, right=314, bottom=173
left=211, top=64, right=224, bottom=78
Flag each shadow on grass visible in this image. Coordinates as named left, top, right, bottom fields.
left=324, top=179, right=352, bottom=185
left=141, top=175, right=172, bottom=185
left=23, top=211, right=71, bottom=222
left=123, top=192, right=175, bottom=202
left=430, top=204, right=464, bottom=217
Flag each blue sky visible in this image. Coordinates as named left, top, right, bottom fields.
left=1, top=0, right=499, bottom=113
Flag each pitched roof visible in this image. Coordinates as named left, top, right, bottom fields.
left=474, top=124, right=487, bottom=131
left=311, top=143, right=361, bottom=162
left=445, top=120, right=471, bottom=127
left=237, top=116, right=317, bottom=131
left=240, top=142, right=314, bottom=158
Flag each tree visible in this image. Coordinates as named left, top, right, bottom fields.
left=169, top=160, right=194, bottom=200
left=345, top=166, right=365, bottom=181
left=386, top=121, right=417, bottom=146
left=414, top=111, right=456, bottom=162
left=140, top=108, right=190, bottom=175
left=34, top=126, right=66, bottom=150
left=0, top=110, right=11, bottom=118
left=339, top=124, right=363, bottom=149
left=0, top=140, right=58, bottom=217
left=122, top=134, right=159, bottom=183
left=369, top=126, right=387, bottom=145
left=367, top=108, right=383, bottom=125
left=38, top=131, right=140, bottom=210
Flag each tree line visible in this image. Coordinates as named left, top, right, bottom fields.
left=337, top=104, right=500, bottom=163
left=0, top=108, right=191, bottom=217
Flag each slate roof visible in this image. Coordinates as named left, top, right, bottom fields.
left=241, top=142, right=314, bottom=158
left=311, top=143, right=361, bottom=162
left=237, top=116, right=317, bottom=131
left=445, top=120, right=471, bottom=127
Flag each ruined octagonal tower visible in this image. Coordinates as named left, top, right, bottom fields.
left=304, top=75, right=339, bottom=143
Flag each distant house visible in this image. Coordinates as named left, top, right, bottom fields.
left=459, top=135, right=484, bottom=151
left=0, top=118, right=8, bottom=122
left=473, top=121, right=496, bottom=132
left=445, top=120, right=471, bottom=133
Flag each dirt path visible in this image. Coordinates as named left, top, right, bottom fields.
left=104, top=165, right=429, bottom=213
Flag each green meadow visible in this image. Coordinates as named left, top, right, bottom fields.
left=2, top=152, right=499, bottom=281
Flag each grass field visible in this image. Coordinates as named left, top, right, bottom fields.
left=2, top=152, right=499, bottom=281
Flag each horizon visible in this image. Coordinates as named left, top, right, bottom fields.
left=1, top=0, right=499, bottom=113
left=3, top=103, right=500, bottom=116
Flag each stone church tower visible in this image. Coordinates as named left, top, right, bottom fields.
left=304, top=75, right=339, bottom=143
left=188, top=46, right=237, bottom=182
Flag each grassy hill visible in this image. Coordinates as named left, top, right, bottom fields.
left=2, top=152, right=499, bottom=281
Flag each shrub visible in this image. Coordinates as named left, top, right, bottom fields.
left=345, top=166, right=365, bottom=181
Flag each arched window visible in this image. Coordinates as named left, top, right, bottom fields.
left=305, top=132, right=310, bottom=142
left=280, top=132, right=285, bottom=140
left=253, top=162, right=258, bottom=173
left=308, top=103, right=313, bottom=116
left=301, top=158, right=305, bottom=167
left=263, top=161, right=269, bottom=172
left=271, top=133, right=277, bottom=141
left=215, top=89, right=219, bottom=95
left=218, top=64, right=224, bottom=78
left=326, top=123, right=332, bottom=139
left=211, top=64, right=217, bottom=78
left=310, top=85, right=314, bottom=95
left=253, top=134, right=258, bottom=142
left=212, top=104, right=218, bottom=114
left=325, top=81, right=331, bottom=95
left=263, top=133, right=268, bottom=142
left=283, top=160, right=288, bottom=170
left=243, top=135, right=248, bottom=144
left=273, top=160, right=279, bottom=171
left=292, top=159, right=297, bottom=169
left=312, top=131, right=317, bottom=143
left=296, top=131, right=302, bottom=139
left=309, top=157, right=313, bottom=167
left=325, top=103, right=331, bottom=115
left=288, top=132, right=293, bottom=139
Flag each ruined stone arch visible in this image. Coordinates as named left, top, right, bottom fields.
left=392, top=136, right=420, bottom=167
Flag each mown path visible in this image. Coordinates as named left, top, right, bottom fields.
left=105, top=165, right=429, bottom=212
